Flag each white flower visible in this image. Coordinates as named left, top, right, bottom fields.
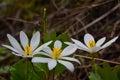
left=32, top=40, right=80, bottom=72
left=2, top=31, right=52, bottom=57
left=71, top=33, right=118, bottom=53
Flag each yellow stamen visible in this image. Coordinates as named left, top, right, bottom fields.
left=24, top=45, right=32, bottom=56
left=87, top=40, right=96, bottom=48
left=51, top=47, right=62, bottom=59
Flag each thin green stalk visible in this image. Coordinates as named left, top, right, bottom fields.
left=31, top=63, right=41, bottom=80
left=49, top=68, right=55, bottom=80
left=43, top=8, right=47, bottom=34
left=45, top=72, right=49, bottom=80
left=91, top=53, right=95, bottom=65
left=52, top=68, right=55, bottom=80
left=25, top=58, right=28, bottom=80
left=91, top=53, right=97, bottom=73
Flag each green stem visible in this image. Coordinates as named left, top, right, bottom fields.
left=52, top=69, right=55, bottom=80
left=31, top=63, right=41, bottom=80
left=91, top=54, right=95, bottom=65
left=25, top=58, right=28, bottom=80
left=91, top=53, right=97, bottom=73
left=43, top=8, right=47, bottom=34
left=45, top=73, right=49, bottom=80
left=49, top=68, right=55, bottom=80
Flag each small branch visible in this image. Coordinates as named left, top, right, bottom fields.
left=12, top=9, right=22, bottom=25
left=75, top=54, right=120, bottom=65
left=0, top=18, right=14, bottom=34
left=75, top=17, right=88, bottom=33
left=6, top=17, right=40, bottom=25
left=0, top=2, right=9, bottom=7
left=51, top=0, right=58, bottom=10
left=110, top=20, right=120, bottom=37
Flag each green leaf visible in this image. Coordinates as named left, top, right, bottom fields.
left=10, top=60, right=44, bottom=80
left=56, top=33, right=70, bottom=42
left=43, top=31, right=70, bottom=43
left=95, top=62, right=119, bottom=80
left=55, top=63, right=66, bottom=74
left=89, top=72, right=100, bottom=80
left=113, top=66, right=120, bottom=80
left=43, top=31, right=56, bottom=42
left=56, top=33, right=71, bottom=49
left=34, top=63, right=49, bottom=76
left=34, top=62, right=66, bottom=75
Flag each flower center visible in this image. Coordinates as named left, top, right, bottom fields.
left=87, top=40, right=96, bottom=48
left=51, top=47, right=62, bottom=59
left=24, top=45, right=32, bottom=56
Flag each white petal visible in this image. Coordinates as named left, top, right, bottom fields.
left=60, top=57, right=80, bottom=64
left=33, top=52, right=51, bottom=57
left=64, top=42, right=79, bottom=52
left=64, top=42, right=73, bottom=45
left=58, top=60, right=74, bottom=72
left=91, top=47, right=102, bottom=53
left=34, top=41, right=52, bottom=53
left=7, top=34, right=23, bottom=52
left=96, top=37, right=106, bottom=46
left=32, top=57, right=51, bottom=63
left=42, top=47, right=52, bottom=54
left=48, top=59, right=57, bottom=70
left=84, top=33, right=95, bottom=46
left=20, top=31, right=29, bottom=49
left=101, top=36, right=118, bottom=49
left=64, top=42, right=77, bottom=48
left=76, top=45, right=90, bottom=52
left=72, top=38, right=89, bottom=50
left=54, top=40, right=62, bottom=48
left=30, top=31, right=40, bottom=50
left=2, top=44, right=22, bottom=54
left=12, top=52, right=22, bottom=56
left=61, top=45, right=77, bottom=57
left=25, top=55, right=33, bottom=58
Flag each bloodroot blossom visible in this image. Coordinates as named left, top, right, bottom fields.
left=2, top=31, right=52, bottom=57
left=72, top=33, right=118, bottom=53
left=32, top=40, right=80, bottom=72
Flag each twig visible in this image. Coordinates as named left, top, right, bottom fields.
left=71, top=3, right=120, bottom=36
left=75, top=54, right=120, bottom=65
left=64, top=13, right=89, bottom=34
left=0, top=54, right=12, bottom=63
left=0, top=2, right=9, bottom=7
left=12, top=9, right=22, bottom=25
left=51, top=0, right=58, bottom=10
left=110, top=20, right=120, bottom=37
left=0, top=18, right=14, bottom=34
left=6, top=17, right=40, bottom=25
left=75, top=17, right=88, bottom=33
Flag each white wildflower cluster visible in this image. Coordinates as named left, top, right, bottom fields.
left=2, top=31, right=118, bottom=72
